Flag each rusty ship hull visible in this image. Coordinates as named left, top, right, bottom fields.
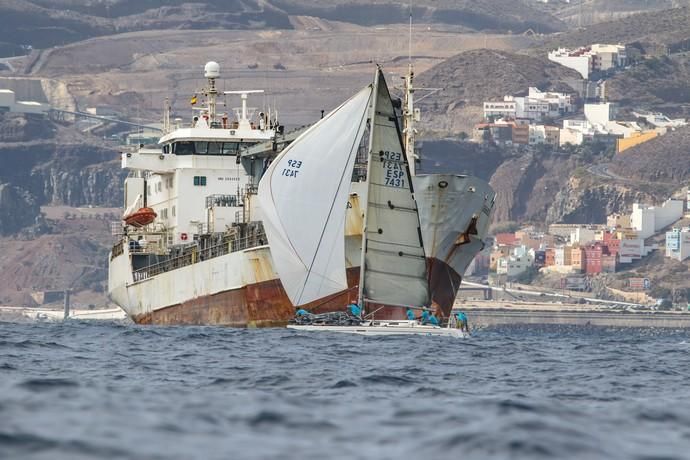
left=415, top=174, right=496, bottom=319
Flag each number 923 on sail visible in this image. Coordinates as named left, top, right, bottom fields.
left=281, top=159, right=303, bottom=178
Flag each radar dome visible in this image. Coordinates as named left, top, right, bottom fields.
left=204, top=61, right=220, bottom=78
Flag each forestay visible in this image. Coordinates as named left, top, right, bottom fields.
left=258, top=86, right=372, bottom=306
left=360, top=70, right=430, bottom=308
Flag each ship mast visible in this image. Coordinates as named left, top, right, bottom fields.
left=163, top=97, right=171, bottom=134
left=402, top=8, right=417, bottom=176
left=204, top=61, right=220, bottom=122
left=402, top=63, right=417, bottom=176
left=401, top=12, right=440, bottom=178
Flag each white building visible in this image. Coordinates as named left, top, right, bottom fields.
left=605, top=121, right=642, bottom=138
left=483, top=87, right=574, bottom=122
left=527, top=87, right=574, bottom=116
left=631, top=200, right=684, bottom=239
left=554, top=246, right=569, bottom=266
left=528, top=124, right=546, bottom=145
left=549, top=48, right=592, bottom=79
left=584, top=102, right=614, bottom=127
left=559, top=127, right=585, bottom=146
left=496, top=245, right=535, bottom=278
left=570, top=227, right=596, bottom=245
left=590, top=44, right=627, bottom=71
left=618, top=238, right=645, bottom=264
left=559, top=118, right=603, bottom=146
left=548, top=44, right=626, bottom=80
left=483, top=100, right=517, bottom=120
left=0, top=89, right=48, bottom=114
left=632, top=110, right=686, bottom=129
left=666, top=228, right=690, bottom=261
left=560, top=104, right=642, bottom=145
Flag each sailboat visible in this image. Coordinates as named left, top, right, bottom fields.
left=258, top=68, right=467, bottom=337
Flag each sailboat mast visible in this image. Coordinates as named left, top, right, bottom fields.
left=403, top=65, right=416, bottom=176
left=403, top=7, right=417, bottom=176
left=357, top=68, right=381, bottom=311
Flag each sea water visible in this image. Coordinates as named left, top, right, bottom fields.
left=1, top=321, right=689, bottom=459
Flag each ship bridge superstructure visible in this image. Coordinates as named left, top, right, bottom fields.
left=120, top=61, right=284, bottom=251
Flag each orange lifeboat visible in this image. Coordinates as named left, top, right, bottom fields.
left=123, top=207, right=157, bottom=227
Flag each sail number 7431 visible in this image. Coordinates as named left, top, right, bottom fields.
left=381, top=151, right=405, bottom=188
left=282, top=159, right=303, bottom=178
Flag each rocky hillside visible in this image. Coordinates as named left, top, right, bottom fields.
left=0, top=207, right=118, bottom=306
left=415, top=49, right=581, bottom=134
left=0, top=0, right=291, bottom=51
left=537, top=6, right=690, bottom=53
left=273, top=0, right=564, bottom=32
left=0, top=113, right=123, bottom=232
left=535, top=0, right=686, bottom=26
left=607, top=55, right=690, bottom=116
left=609, top=125, right=690, bottom=184
left=0, top=0, right=564, bottom=54
left=0, top=184, right=40, bottom=235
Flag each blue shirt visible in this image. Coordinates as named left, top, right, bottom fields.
left=456, top=312, right=467, bottom=322
left=429, top=315, right=439, bottom=326
left=348, top=304, right=361, bottom=316
left=421, top=310, right=430, bottom=323
left=406, top=309, right=415, bottom=320
left=296, top=309, right=309, bottom=316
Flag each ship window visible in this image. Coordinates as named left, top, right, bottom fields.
left=208, top=142, right=222, bottom=155
left=194, top=176, right=207, bottom=186
left=195, top=142, right=208, bottom=155
left=174, top=141, right=194, bottom=155
left=222, top=142, right=238, bottom=155
left=172, top=206, right=176, bottom=217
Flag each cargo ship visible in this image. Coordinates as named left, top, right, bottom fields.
left=107, top=61, right=495, bottom=326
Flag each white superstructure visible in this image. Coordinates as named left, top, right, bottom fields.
left=108, top=61, right=297, bottom=325
left=121, top=62, right=278, bottom=247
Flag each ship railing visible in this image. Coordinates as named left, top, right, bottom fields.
left=110, top=221, right=124, bottom=236
left=205, top=194, right=241, bottom=208
left=111, top=240, right=124, bottom=260
left=131, top=230, right=267, bottom=280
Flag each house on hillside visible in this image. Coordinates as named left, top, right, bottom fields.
left=666, top=227, right=690, bottom=261
left=548, top=44, right=626, bottom=80
left=631, top=200, right=684, bottom=239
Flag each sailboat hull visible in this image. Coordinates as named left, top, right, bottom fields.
left=288, top=321, right=469, bottom=337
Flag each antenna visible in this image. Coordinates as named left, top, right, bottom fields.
left=408, top=2, right=412, bottom=65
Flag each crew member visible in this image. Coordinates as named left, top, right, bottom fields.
left=420, top=307, right=431, bottom=324
left=406, top=308, right=416, bottom=321
left=348, top=303, right=362, bottom=317
left=455, top=311, right=469, bottom=332
left=428, top=313, right=439, bottom=326
left=296, top=307, right=310, bottom=317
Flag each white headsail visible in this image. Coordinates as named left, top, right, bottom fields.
left=258, top=86, right=373, bottom=306
left=359, top=69, right=430, bottom=308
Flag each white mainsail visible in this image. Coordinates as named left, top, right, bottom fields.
left=359, top=70, right=430, bottom=308
left=258, top=86, right=373, bottom=306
